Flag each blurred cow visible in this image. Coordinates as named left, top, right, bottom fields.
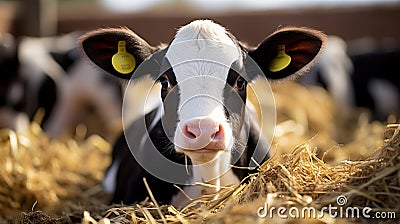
left=349, top=40, right=400, bottom=120
left=0, top=33, right=29, bottom=132
left=301, top=36, right=400, bottom=121
left=0, top=32, right=159, bottom=140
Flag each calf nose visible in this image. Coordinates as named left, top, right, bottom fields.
left=182, top=117, right=225, bottom=150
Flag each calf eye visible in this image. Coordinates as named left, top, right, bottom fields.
left=159, top=76, right=171, bottom=91
left=236, top=77, right=246, bottom=91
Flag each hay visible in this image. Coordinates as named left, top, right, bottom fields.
left=1, top=82, right=399, bottom=223
left=78, top=123, right=398, bottom=224
left=0, top=122, right=111, bottom=222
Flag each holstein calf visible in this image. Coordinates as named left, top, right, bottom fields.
left=79, top=20, right=326, bottom=206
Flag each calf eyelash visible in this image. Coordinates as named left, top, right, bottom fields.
left=235, top=77, right=246, bottom=91
left=158, top=75, right=171, bottom=91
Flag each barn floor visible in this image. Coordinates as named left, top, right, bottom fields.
left=1, top=83, right=399, bottom=223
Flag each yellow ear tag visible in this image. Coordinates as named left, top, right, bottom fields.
left=111, top=41, right=136, bottom=74
left=269, top=45, right=291, bottom=72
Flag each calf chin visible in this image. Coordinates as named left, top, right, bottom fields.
left=178, top=149, right=224, bottom=164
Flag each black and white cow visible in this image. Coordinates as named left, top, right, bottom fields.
left=79, top=20, right=326, bottom=206
left=0, top=32, right=89, bottom=132
left=301, top=36, right=400, bottom=121
left=350, top=47, right=400, bottom=120
left=0, top=33, right=29, bottom=131
left=0, top=32, right=131, bottom=139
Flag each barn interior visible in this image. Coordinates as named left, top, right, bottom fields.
left=1, top=0, right=400, bottom=223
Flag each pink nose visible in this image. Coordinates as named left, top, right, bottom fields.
left=182, top=117, right=225, bottom=150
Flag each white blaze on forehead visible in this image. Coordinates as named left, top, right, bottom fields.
left=166, top=20, right=240, bottom=66
left=165, top=20, right=241, bottom=120
left=165, top=21, right=241, bottom=192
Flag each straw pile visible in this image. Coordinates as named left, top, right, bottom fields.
left=0, top=122, right=111, bottom=222
left=1, top=82, right=399, bottom=223
left=75, top=123, right=399, bottom=224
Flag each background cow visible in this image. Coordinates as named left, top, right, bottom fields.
left=0, top=32, right=161, bottom=141
left=0, top=33, right=29, bottom=132
left=301, top=36, right=400, bottom=121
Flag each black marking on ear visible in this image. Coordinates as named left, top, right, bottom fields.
left=78, top=27, right=157, bottom=80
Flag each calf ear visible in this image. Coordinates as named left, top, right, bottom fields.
left=248, top=27, right=327, bottom=81
left=78, top=27, right=157, bottom=80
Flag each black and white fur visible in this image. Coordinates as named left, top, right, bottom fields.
left=301, top=36, right=400, bottom=121
left=0, top=32, right=128, bottom=139
left=79, top=20, right=326, bottom=206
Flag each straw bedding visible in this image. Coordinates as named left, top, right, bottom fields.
left=1, top=83, right=398, bottom=223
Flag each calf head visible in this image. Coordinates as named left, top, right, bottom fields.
left=79, top=20, right=326, bottom=192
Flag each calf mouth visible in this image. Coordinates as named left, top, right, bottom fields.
left=177, top=148, right=225, bottom=154
left=176, top=147, right=228, bottom=164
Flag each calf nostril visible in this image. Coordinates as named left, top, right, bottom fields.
left=182, top=119, right=225, bottom=144
left=184, top=124, right=200, bottom=139
left=211, top=132, right=216, bottom=139
left=212, top=124, right=224, bottom=140
left=177, top=117, right=228, bottom=151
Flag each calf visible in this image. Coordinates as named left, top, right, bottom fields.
left=79, top=20, right=326, bottom=206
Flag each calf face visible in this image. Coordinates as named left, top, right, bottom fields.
left=79, top=20, right=326, bottom=206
